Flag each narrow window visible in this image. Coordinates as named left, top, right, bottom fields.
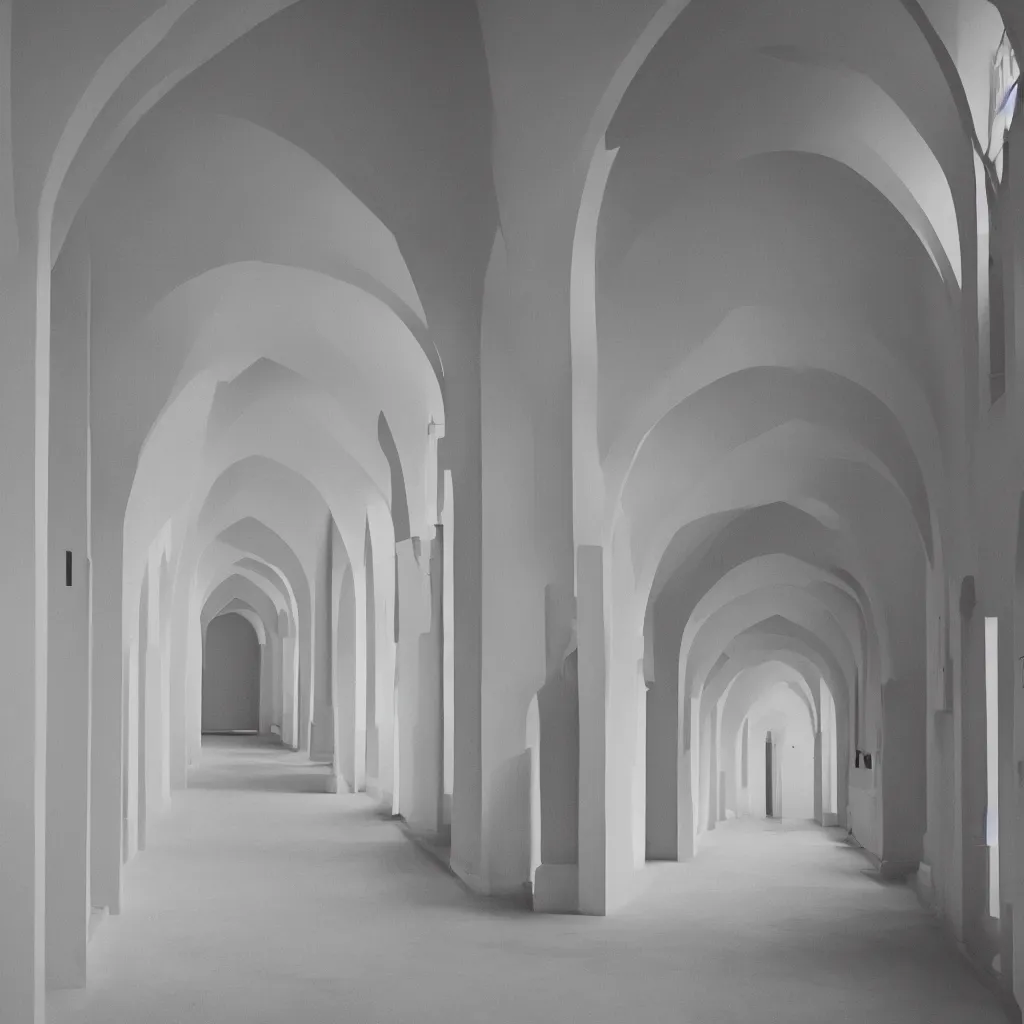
left=65, top=550, right=73, bottom=587
left=740, top=718, right=748, bottom=788
left=985, top=616, right=1000, bottom=919
left=821, top=680, right=838, bottom=816
left=989, top=31, right=1020, bottom=184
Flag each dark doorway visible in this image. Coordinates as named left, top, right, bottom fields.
left=202, top=613, right=261, bottom=733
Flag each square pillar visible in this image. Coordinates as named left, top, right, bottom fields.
left=258, top=634, right=274, bottom=736
left=677, top=698, right=699, bottom=859
left=707, top=701, right=720, bottom=830
left=332, top=555, right=365, bottom=793
left=412, top=534, right=445, bottom=833
left=577, top=544, right=607, bottom=915
left=310, top=517, right=333, bottom=763
left=89, top=505, right=126, bottom=917
left=646, top=675, right=679, bottom=859
left=814, top=730, right=824, bottom=825
left=45, top=227, right=92, bottom=990
left=395, top=538, right=427, bottom=821
left=0, top=247, right=49, bottom=1024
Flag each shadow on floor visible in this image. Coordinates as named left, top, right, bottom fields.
left=187, top=734, right=333, bottom=794
left=186, top=771, right=333, bottom=793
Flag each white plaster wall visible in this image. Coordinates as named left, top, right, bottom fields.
left=7, top=8, right=1024, bottom=1022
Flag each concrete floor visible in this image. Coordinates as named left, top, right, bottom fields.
left=49, top=736, right=1010, bottom=1024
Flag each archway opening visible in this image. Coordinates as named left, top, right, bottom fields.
left=765, top=730, right=778, bottom=819
left=735, top=684, right=816, bottom=825
left=202, top=613, right=262, bottom=735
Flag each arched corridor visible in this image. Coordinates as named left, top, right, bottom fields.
left=2, top=1, right=1024, bottom=1021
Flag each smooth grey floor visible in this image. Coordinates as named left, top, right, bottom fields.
left=48, top=737, right=1010, bottom=1024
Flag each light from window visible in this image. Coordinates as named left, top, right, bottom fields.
left=985, top=616, right=1000, bottom=919
left=990, top=31, right=1020, bottom=183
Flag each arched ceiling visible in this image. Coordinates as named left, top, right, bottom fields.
left=21, top=0, right=1014, bottom=835
left=37, top=2, right=496, bottom=700
left=596, top=0, right=1002, bottom=734
left=718, top=665, right=819, bottom=741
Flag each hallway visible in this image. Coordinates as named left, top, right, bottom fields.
left=47, top=739, right=1008, bottom=1024
left=6, top=5, right=1024, bottom=1020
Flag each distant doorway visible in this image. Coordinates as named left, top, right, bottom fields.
left=202, top=613, right=261, bottom=734
left=765, top=731, right=781, bottom=819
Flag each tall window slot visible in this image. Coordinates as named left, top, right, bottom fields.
left=985, top=616, right=1000, bottom=919
left=989, top=31, right=1019, bottom=184
left=740, top=718, right=748, bottom=788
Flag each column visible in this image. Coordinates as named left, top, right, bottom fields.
left=1008, top=106, right=1024, bottom=1010
left=645, top=674, right=679, bottom=859
left=0, top=241, right=49, bottom=1024
left=814, top=730, right=824, bottom=824
left=143, top=552, right=167, bottom=820
left=722, top=718, right=739, bottom=821
left=395, top=535, right=443, bottom=831
left=333, top=562, right=356, bottom=790
left=677, top=697, right=699, bottom=859
left=258, top=633, right=274, bottom=736
left=532, top=593, right=580, bottom=912
left=89, top=465, right=130, bottom=916
left=363, top=521, right=378, bottom=791
left=297, top=612, right=312, bottom=755
left=273, top=607, right=287, bottom=738
left=577, top=544, right=607, bottom=914
left=880, top=678, right=927, bottom=879
left=411, top=535, right=444, bottom=833
left=707, top=701, right=720, bottom=831
left=45, top=225, right=91, bottom=989
left=632, top=675, right=648, bottom=869
left=281, top=621, right=298, bottom=750
left=309, top=516, right=333, bottom=762
left=123, top=634, right=139, bottom=861
left=369, top=519, right=397, bottom=811
left=349, top=562, right=368, bottom=793
left=158, top=571, right=173, bottom=802
left=395, top=538, right=423, bottom=817
left=184, top=605, right=203, bottom=764
left=135, top=574, right=149, bottom=853
left=168, top=576, right=189, bottom=790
